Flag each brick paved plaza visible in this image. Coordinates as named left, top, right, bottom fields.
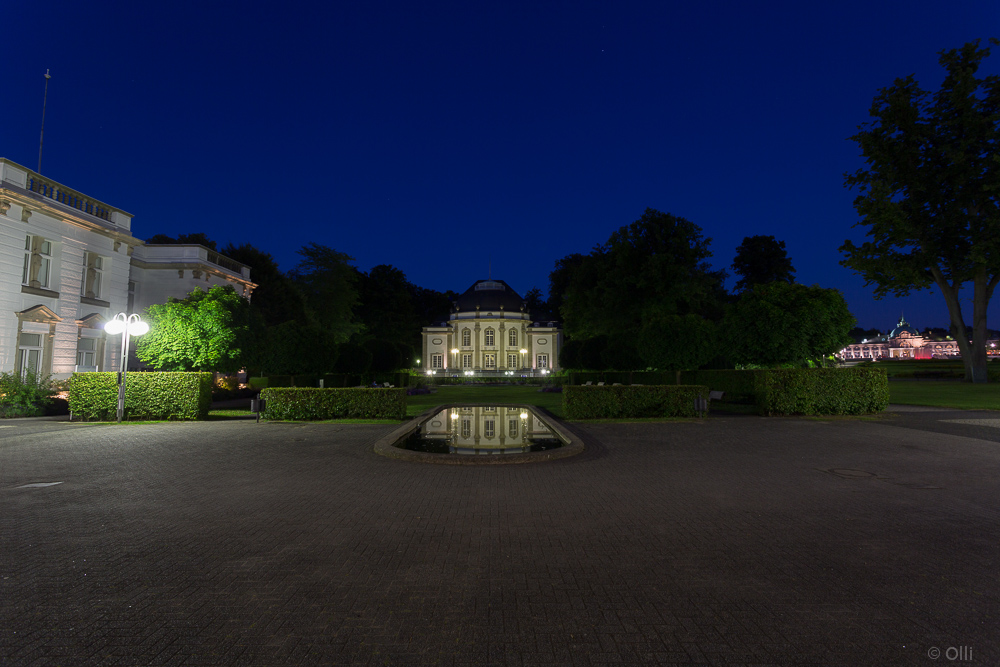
left=2, top=408, right=998, bottom=666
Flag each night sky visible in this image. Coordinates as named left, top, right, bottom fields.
left=4, top=1, right=998, bottom=332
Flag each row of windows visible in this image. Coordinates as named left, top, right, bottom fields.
left=455, top=418, right=521, bottom=439
left=22, top=235, right=107, bottom=299
left=461, top=328, right=519, bottom=347
left=16, top=332, right=103, bottom=376
left=430, top=354, right=548, bottom=369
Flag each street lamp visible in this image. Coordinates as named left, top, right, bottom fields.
left=451, top=348, right=459, bottom=369
left=519, top=348, right=527, bottom=369
left=104, top=313, right=149, bottom=423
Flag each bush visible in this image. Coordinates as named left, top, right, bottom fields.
left=0, top=371, right=54, bottom=418
left=69, top=372, right=213, bottom=421
left=679, top=370, right=761, bottom=403
left=754, top=367, right=888, bottom=415
left=680, top=367, right=888, bottom=415
left=260, top=387, right=406, bottom=420
left=563, top=385, right=709, bottom=419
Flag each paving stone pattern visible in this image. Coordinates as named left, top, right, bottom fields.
left=1, top=411, right=998, bottom=666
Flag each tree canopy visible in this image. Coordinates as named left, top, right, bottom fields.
left=136, top=285, right=257, bottom=372
left=552, top=209, right=726, bottom=336
left=146, top=233, right=218, bottom=250
left=289, top=243, right=362, bottom=345
left=723, top=282, right=855, bottom=367
left=731, top=235, right=795, bottom=292
left=549, top=208, right=727, bottom=369
left=840, top=39, right=1000, bottom=382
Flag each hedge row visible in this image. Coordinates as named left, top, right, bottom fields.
left=680, top=368, right=888, bottom=415
left=250, top=372, right=411, bottom=389
left=563, top=384, right=709, bottom=419
left=69, top=372, right=213, bottom=421
left=259, top=387, right=406, bottom=420
left=569, top=371, right=678, bottom=386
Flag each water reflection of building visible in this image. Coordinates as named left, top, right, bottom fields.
left=421, top=406, right=557, bottom=455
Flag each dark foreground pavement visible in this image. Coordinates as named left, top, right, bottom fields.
left=1, top=408, right=998, bottom=666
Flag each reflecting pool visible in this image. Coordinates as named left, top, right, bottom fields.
left=396, top=406, right=563, bottom=455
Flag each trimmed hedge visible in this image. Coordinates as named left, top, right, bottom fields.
left=563, top=384, right=709, bottom=419
left=680, top=368, right=888, bottom=415
left=259, top=387, right=406, bottom=420
left=679, top=370, right=761, bottom=403
left=754, top=368, right=888, bottom=415
left=250, top=373, right=411, bottom=389
left=69, top=372, right=213, bottom=421
left=569, top=371, right=678, bottom=386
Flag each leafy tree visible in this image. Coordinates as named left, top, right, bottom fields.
left=334, top=341, right=373, bottom=374
left=136, top=285, right=258, bottom=372
left=840, top=40, right=1000, bottom=383
left=355, top=264, right=421, bottom=347
left=548, top=253, right=587, bottom=321
left=723, top=282, right=855, bottom=367
left=554, top=209, right=726, bottom=341
left=145, top=233, right=218, bottom=250
left=290, top=243, right=361, bottom=344
left=731, top=235, right=795, bottom=292
left=847, top=327, right=882, bottom=342
left=637, top=313, right=718, bottom=370
left=549, top=209, right=727, bottom=370
left=220, top=243, right=309, bottom=327
left=523, top=287, right=551, bottom=320
left=248, top=320, right=339, bottom=376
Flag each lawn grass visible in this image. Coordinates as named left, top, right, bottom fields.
left=406, top=385, right=564, bottom=417
left=889, top=380, right=1000, bottom=410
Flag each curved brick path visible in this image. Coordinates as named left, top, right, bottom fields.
left=1, top=411, right=997, bottom=665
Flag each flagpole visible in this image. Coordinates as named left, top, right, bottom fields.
left=38, top=69, right=51, bottom=174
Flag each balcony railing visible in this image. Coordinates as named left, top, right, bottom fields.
left=27, top=176, right=113, bottom=222
left=206, top=250, right=247, bottom=275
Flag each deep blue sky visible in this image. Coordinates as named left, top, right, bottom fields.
left=4, top=1, right=998, bottom=331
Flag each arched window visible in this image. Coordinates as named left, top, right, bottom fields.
left=509, top=329, right=517, bottom=347
left=462, top=329, right=471, bottom=346
left=484, top=328, right=495, bottom=346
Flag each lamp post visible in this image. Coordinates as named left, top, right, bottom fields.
left=519, top=348, right=527, bottom=370
left=451, top=348, right=459, bottom=370
left=104, top=313, right=149, bottom=423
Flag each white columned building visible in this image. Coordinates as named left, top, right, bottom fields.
left=421, top=279, right=561, bottom=377
left=0, top=158, right=255, bottom=380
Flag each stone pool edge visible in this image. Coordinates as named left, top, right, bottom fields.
left=373, top=403, right=585, bottom=465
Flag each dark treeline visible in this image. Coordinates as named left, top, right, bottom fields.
left=545, top=209, right=854, bottom=370
left=147, top=208, right=856, bottom=375
left=147, top=235, right=456, bottom=375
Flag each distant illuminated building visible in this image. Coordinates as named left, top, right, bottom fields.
left=421, top=279, right=561, bottom=376
left=837, top=315, right=998, bottom=360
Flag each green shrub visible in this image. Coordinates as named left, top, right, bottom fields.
left=678, top=367, right=888, bottom=415
left=260, top=387, right=406, bottom=420
left=0, top=371, right=55, bottom=418
left=679, top=370, right=761, bottom=403
left=69, top=372, right=213, bottom=421
left=568, top=371, right=678, bottom=385
left=754, top=367, right=888, bottom=415
left=563, top=385, right=709, bottom=419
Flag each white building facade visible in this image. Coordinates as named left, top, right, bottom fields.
left=421, top=279, right=561, bottom=377
left=0, top=158, right=254, bottom=380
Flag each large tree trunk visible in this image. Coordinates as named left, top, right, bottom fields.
left=931, top=269, right=976, bottom=381
left=970, top=271, right=989, bottom=383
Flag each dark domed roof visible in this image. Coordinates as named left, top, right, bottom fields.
left=890, top=315, right=920, bottom=338
left=454, top=280, right=525, bottom=313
